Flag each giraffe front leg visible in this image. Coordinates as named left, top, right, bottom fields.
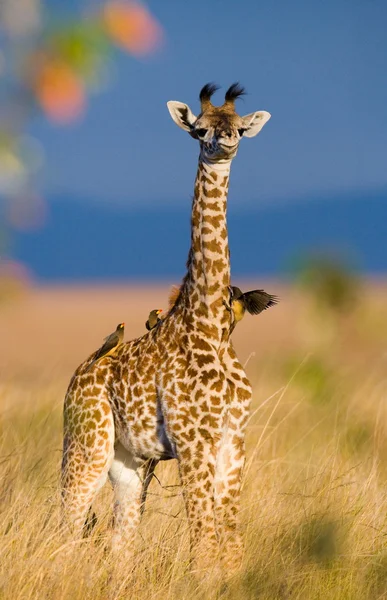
left=214, top=426, right=247, bottom=573
left=108, top=441, right=157, bottom=556
left=162, top=359, right=228, bottom=575
left=169, top=377, right=228, bottom=575
left=177, top=434, right=220, bottom=574
left=214, top=345, right=252, bottom=574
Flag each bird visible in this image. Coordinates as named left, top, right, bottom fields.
left=228, top=286, right=278, bottom=332
left=86, top=323, right=125, bottom=371
left=146, top=309, right=163, bottom=331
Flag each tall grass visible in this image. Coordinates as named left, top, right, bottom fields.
left=1, top=284, right=387, bottom=599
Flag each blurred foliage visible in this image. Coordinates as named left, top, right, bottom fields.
left=287, top=514, right=340, bottom=566
left=283, top=354, right=334, bottom=406
left=293, top=253, right=359, bottom=315
left=0, top=0, right=163, bottom=287
left=1, top=1, right=162, bottom=130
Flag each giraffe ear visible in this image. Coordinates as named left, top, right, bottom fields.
left=167, top=101, right=197, bottom=132
left=240, top=111, right=271, bottom=138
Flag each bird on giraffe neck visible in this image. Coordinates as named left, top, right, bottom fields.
left=86, top=322, right=125, bottom=371
left=228, top=286, right=278, bottom=333
left=146, top=309, right=163, bottom=331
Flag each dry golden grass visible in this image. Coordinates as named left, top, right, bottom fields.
left=1, top=280, right=387, bottom=599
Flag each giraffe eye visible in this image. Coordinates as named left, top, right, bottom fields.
left=196, top=128, right=208, bottom=138
left=238, top=128, right=246, bottom=137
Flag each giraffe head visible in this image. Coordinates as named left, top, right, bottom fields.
left=167, top=83, right=271, bottom=163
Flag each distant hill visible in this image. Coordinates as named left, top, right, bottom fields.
left=12, top=190, right=387, bottom=281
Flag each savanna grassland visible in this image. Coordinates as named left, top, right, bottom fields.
left=1, top=280, right=387, bottom=600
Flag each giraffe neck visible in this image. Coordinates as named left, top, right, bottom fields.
left=184, top=157, right=231, bottom=333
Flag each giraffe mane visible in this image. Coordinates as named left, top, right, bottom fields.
left=168, top=284, right=181, bottom=309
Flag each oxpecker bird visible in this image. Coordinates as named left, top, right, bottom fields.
left=87, top=323, right=125, bottom=371
left=229, top=286, right=278, bottom=332
left=146, top=309, right=163, bottom=331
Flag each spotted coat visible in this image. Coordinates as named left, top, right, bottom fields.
left=62, top=84, right=271, bottom=574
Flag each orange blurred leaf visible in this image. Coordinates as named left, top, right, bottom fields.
left=104, top=1, right=163, bottom=56
left=34, top=59, right=86, bottom=124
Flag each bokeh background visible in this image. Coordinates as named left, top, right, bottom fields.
left=1, top=3, right=387, bottom=599
left=1, top=0, right=386, bottom=284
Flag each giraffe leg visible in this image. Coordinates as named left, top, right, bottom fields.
left=214, top=425, right=246, bottom=573
left=61, top=435, right=114, bottom=537
left=167, top=368, right=228, bottom=574
left=214, top=344, right=252, bottom=574
left=177, top=435, right=220, bottom=573
left=61, top=388, right=115, bottom=537
left=108, top=441, right=157, bottom=554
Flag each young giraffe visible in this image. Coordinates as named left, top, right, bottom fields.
left=61, top=83, right=271, bottom=573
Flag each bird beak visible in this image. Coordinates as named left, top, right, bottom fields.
left=157, top=309, right=163, bottom=315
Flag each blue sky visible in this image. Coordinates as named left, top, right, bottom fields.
left=31, top=0, right=387, bottom=208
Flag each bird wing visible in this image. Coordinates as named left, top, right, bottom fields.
left=94, top=332, right=119, bottom=360
left=242, top=290, right=278, bottom=315
left=145, top=320, right=151, bottom=331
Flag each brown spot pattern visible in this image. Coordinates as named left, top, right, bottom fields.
left=61, top=136, right=253, bottom=576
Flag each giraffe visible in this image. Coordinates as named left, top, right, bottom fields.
left=61, top=83, right=271, bottom=573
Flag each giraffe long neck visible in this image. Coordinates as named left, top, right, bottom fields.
left=183, top=158, right=231, bottom=337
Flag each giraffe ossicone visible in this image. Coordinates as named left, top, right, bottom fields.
left=61, top=83, right=271, bottom=574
